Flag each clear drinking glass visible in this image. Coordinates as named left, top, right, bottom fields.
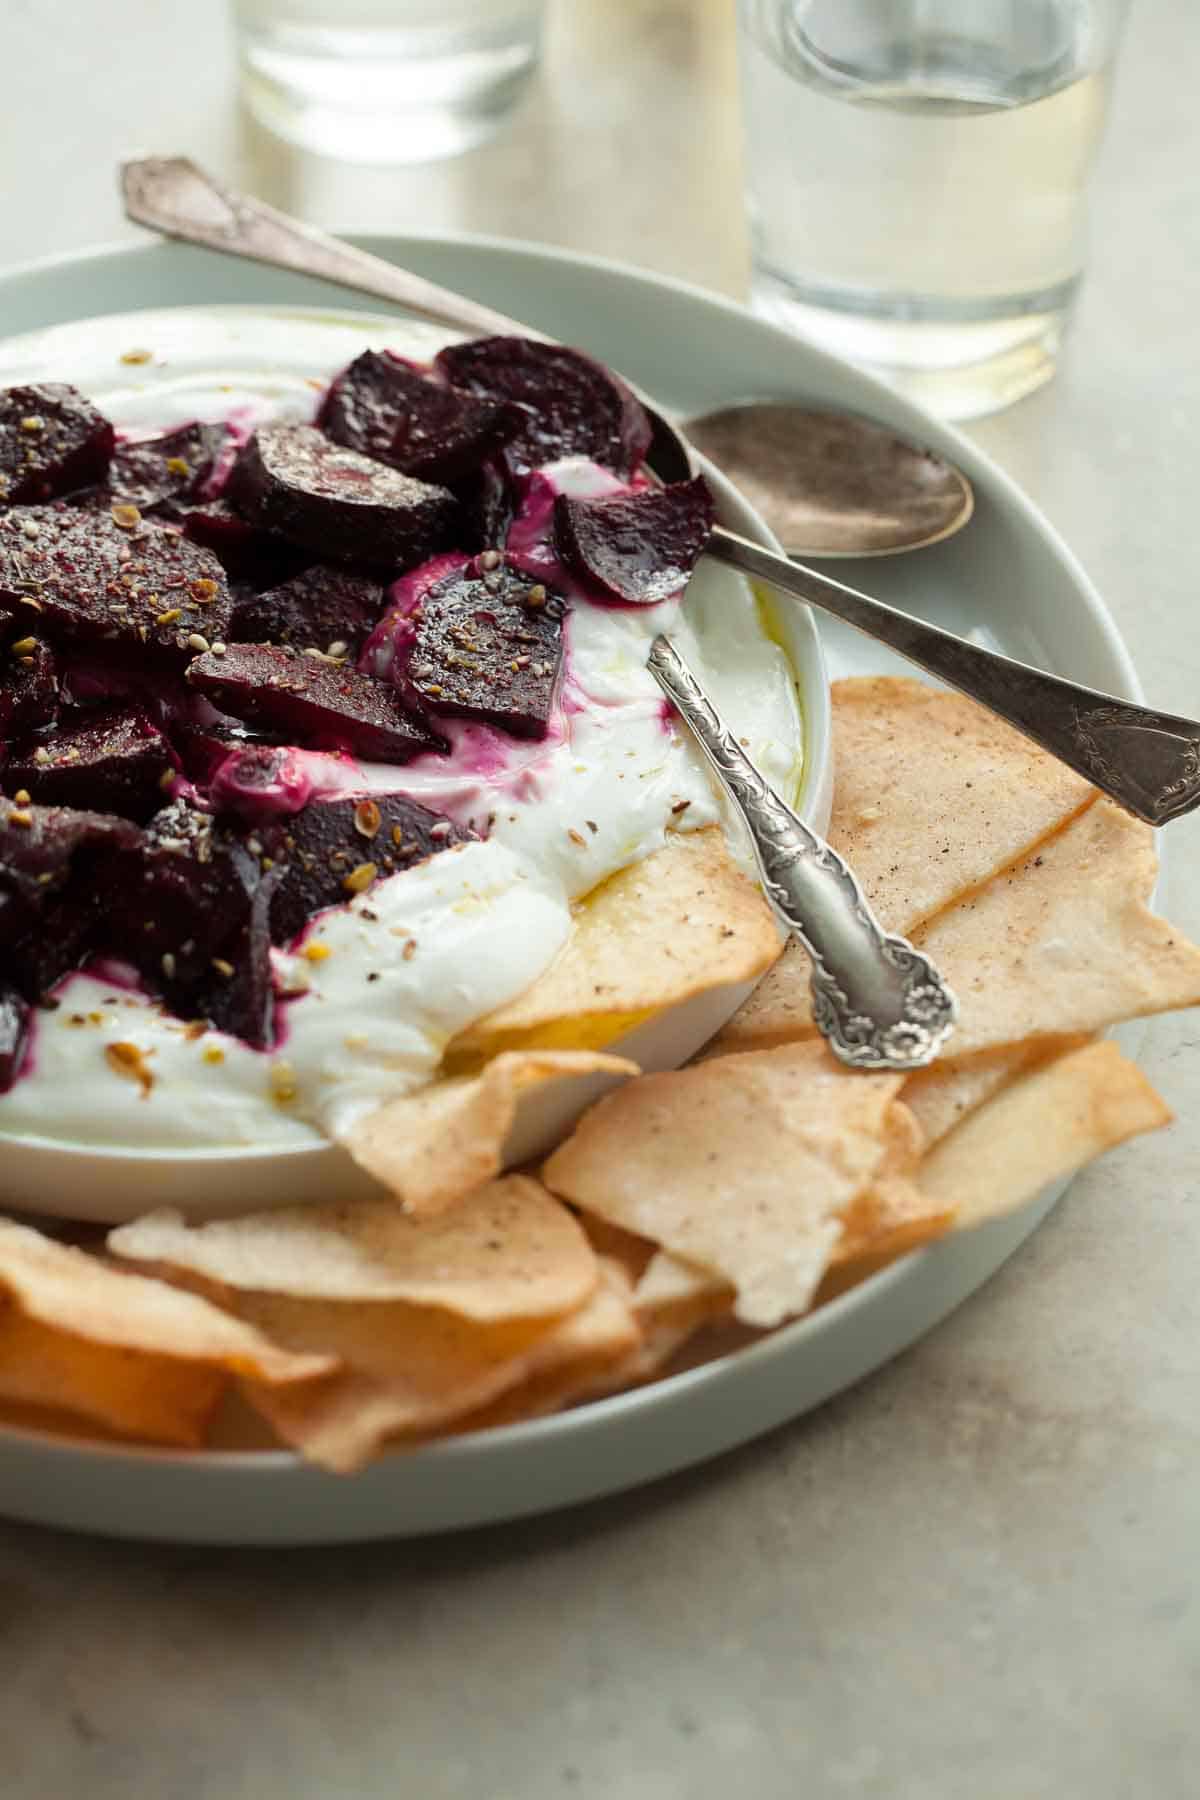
left=234, top=0, right=546, bottom=164
left=737, top=0, right=1130, bottom=419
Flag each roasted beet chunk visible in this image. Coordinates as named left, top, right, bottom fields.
left=181, top=500, right=311, bottom=590
left=434, top=337, right=652, bottom=477
left=400, top=560, right=564, bottom=739
left=453, top=459, right=515, bottom=555
left=188, top=643, right=445, bottom=763
left=0, top=508, right=234, bottom=663
left=161, top=868, right=279, bottom=1047
left=319, top=351, right=519, bottom=485
left=97, top=798, right=275, bottom=1041
left=0, top=986, right=31, bottom=1091
left=0, top=795, right=140, bottom=956
left=104, top=421, right=231, bottom=518
left=0, top=383, right=115, bottom=505
left=230, top=565, right=384, bottom=657
left=0, top=634, right=59, bottom=737
left=4, top=706, right=175, bottom=822
left=554, top=476, right=715, bottom=605
left=260, top=793, right=466, bottom=945
left=228, top=425, right=459, bottom=572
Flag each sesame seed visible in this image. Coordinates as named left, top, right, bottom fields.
left=304, top=938, right=331, bottom=960
left=402, top=937, right=417, bottom=960
left=9, top=636, right=38, bottom=655
left=526, top=584, right=547, bottom=608
left=210, top=641, right=228, bottom=656
left=391, top=825, right=404, bottom=848
left=327, top=639, right=349, bottom=659
left=166, top=456, right=191, bottom=477
left=33, top=747, right=51, bottom=765
left=7, top=809, right=33, bottom=828
left=202, top=1045, right=225, bottom=1065
left=12, top=789, right=31, bottom=806
left=19, top=519, right=40, bottom=541
left=110, top=503, right=141, bottom=530
left=430, top=821, right=452, bottom=840
left=19, top=415, right=44, bottom=433
left=479, top=549, right=502, bottom=570
left=187, top=632, right=210, bottom=654
left=155, top=607, right=182, bottom=626
left=120, top=347, right=153, bottom=365
left=210, top=957, right=235, bottom=978
left=161, top=952, right=177, bottom=979
left=568, top=828, right=587, bottom=847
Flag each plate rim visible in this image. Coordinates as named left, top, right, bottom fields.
left=0, top=229, right=1150, bottom=1536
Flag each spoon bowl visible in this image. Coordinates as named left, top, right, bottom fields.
left=682, top=401, right=974, bottom=557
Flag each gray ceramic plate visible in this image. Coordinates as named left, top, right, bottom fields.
left=0, top=234, right=1144, bottom=1544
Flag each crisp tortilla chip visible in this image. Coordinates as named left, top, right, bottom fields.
left=341, top=1050, right=638, bottom=1214
left=901, top=1038, right=1090, bottom=1146
left=442, top=1260, right=644, bottom=1431
left=920, top=1040, right=1171, bottom=1230
left=544, top=1040, right=908, bottom=1326
left=0, top=1219, right=333, bottom=1447
left=913, top=801, right=1200, bottom=1057
left=576, top=1211, right=658, bottom=1284
left=110, top=1176, right=596, bottom=1323
left=450, top=828, right=782, bottom=1060
left=711, top=678, right=1097, bottom=1052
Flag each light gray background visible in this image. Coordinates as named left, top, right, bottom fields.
left=1, top=2, right=1197, bottom=1795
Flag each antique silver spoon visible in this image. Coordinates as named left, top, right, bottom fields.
left=119, top=155, right=961, bottom=1071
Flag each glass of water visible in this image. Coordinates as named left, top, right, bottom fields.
left=738, top=0, right=1130, bottom=418
left=234, top=0, right=546, bottom=164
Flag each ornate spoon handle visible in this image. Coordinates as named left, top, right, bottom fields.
left=708, top=528, right=1200, bottom=827
left=649, top=637, right=957, bottom=1071
left=121, top=156, right=534, bottom=341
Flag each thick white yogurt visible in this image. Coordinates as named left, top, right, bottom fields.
left=0, top=361, right=802, bottom=1152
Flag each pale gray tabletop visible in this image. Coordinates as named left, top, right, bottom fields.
left=2, top=4, right=1198, bottom=1796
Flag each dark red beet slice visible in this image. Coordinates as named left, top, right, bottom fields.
left=0, top=384, right=115, bottom=505
left=0, top=635, right=59, bottom=737
left=188, top=644, right=445, bottom=763
left=230, top=565, right=384, bottom=656
left=4, top=706, right=176, bottom=823
left=452, top=458, right=516, bottom=554
left=158, top=867, right=280, bottom=1047
left=182, top=500, right=311, bottom=590
left=0, top=795, right=140, bottom=954
left=103, top=421, right=231, bottom=518
left=259, top=793, right=465, bottom=946
left=399, top=560, right=564, bottom=739
left=8, top=891, right=99, bottom=1005
left=0, top=508, right=234, bottom=663
left=228, top=425, right=459, bottom=572
left=0, top=986, right=31, bottom=1091
left=98, top=798, right=260, bottom=982
left=319, top=351, right=519, bottom=485
left=553, top=476, right=715, bottom=605
left=434, top=338, right=652, bottom=477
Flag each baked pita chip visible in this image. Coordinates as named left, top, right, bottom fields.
left=914, top=801, right=1200, bottom=1057
left=900, top=1038, right=1090, bottom=1146
left=921, top=1039, right=1172, bottom=1230
left=342, top=1050, right=639, bottom=1215
left=710, top=678, right=1097, bottom=1052
left=232, top=1296, right=562, bottom=1470
left=450, top=828, right=782, bottom=1061
left=544, top=1040, right=908, bottom=1326
left=110, top=1176, right=597, bottom=1323
left=442, top=1260, right=643, bottom=1431
left=0, top=1219, right=333, bottom=1447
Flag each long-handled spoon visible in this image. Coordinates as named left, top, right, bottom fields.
left=121, top=157, right=1200, bottom=831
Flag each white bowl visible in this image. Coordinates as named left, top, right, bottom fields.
left=0, top=304, right=830, bottom=1223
